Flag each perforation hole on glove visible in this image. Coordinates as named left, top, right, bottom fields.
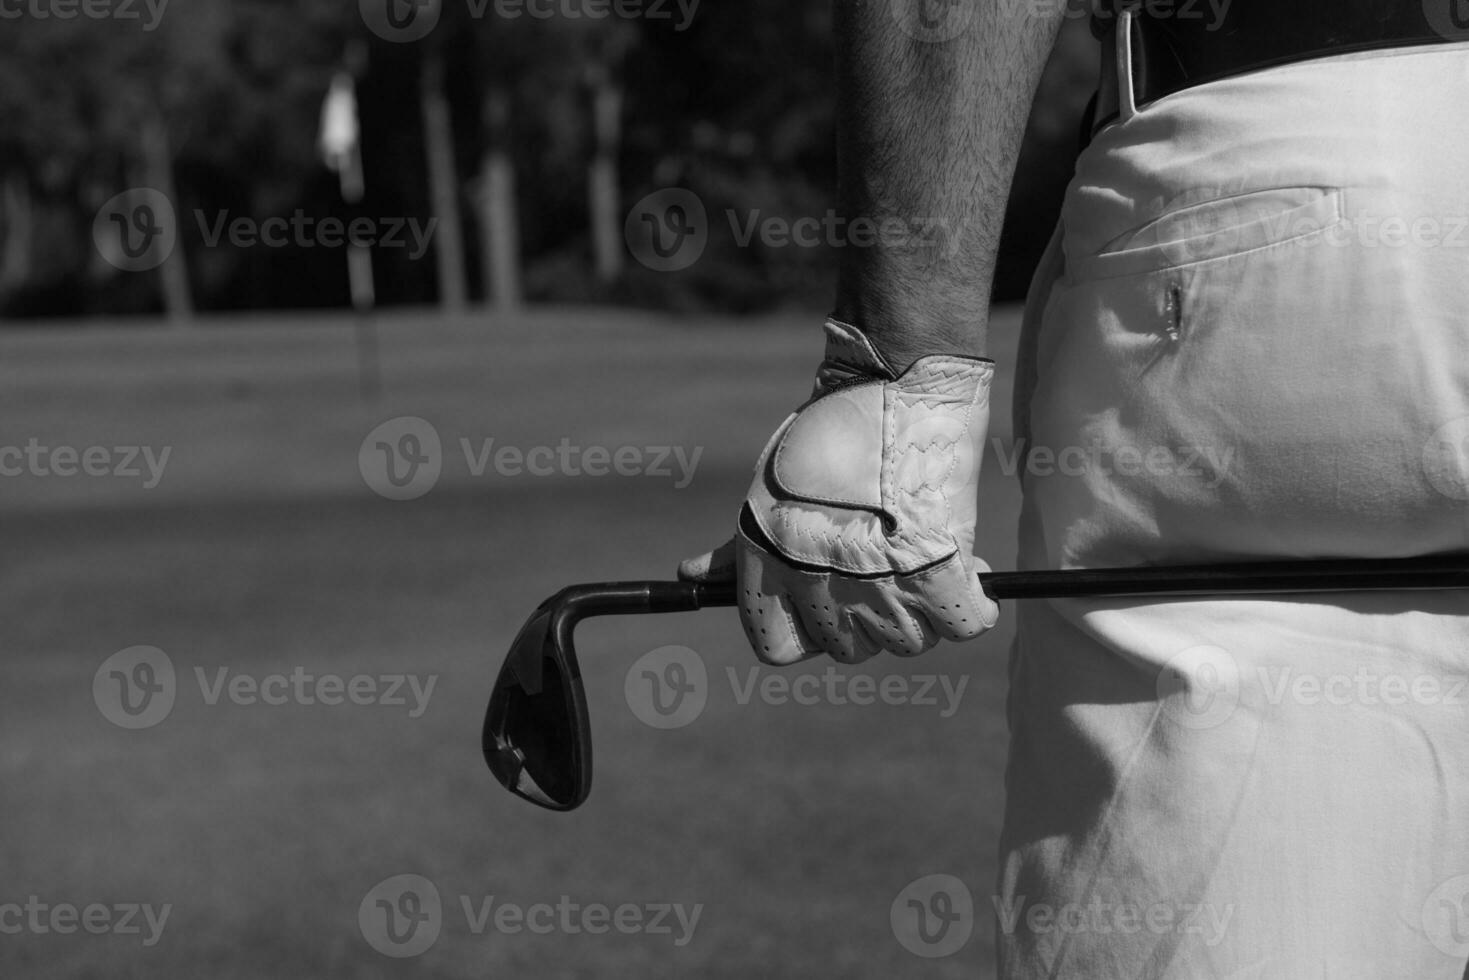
left=743, top=588, right=775, bottom=658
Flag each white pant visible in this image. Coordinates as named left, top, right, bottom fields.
left=1002, top=38, right=1469, bottom=980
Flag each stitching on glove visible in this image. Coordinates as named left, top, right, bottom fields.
left=888, top=374, right=987, bottom=551
left=765, top=506, right=890, bottom=575
left=761, top=506, right=953, bottom=577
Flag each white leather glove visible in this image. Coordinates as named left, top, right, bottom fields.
left=680, top=319, right=1000, bottom=665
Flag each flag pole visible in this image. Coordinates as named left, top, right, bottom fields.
left=321, top=41, right=379, bottom=401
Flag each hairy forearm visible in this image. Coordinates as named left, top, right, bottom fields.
left=831, top=0, right=1066, bottom=368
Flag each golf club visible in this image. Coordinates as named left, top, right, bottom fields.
left=484, top=552, right=1469, bottom=811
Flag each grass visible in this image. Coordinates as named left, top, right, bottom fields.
left=0, top=305, right=1025, bottom=979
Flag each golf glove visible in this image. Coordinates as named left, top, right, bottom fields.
left=680, top=319, right=1000, bottom=665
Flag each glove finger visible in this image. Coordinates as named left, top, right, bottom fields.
left=846, top=612, right=889, bottom=664
left=788, top=599, right=875, bottom=664
left=735, top=541, right=824, bottom=665
left=970, top=555, right=1003, bottom=628
left=777, top=574, right=880, bottom=664
left=678, top=537, right=738, bottom=582
left=905, top=553, right=1001, bottom=642
left=739, top=587, right=825, bottom=666
left=850, top=600, right=939, bottom=659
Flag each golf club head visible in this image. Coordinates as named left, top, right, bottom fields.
left=483, top=590, right=593, bottom=811
left=483, top=581, right=716, bottom=811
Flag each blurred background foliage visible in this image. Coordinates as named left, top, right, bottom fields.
left=0, top=0, right=1099, bottom=320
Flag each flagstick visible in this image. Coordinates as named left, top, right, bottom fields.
left=349, top=242, right=379, bottom=403
left=321, top=48, right=379, bottom=403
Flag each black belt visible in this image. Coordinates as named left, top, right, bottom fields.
left=1086, top=1, right=1468, bottom=140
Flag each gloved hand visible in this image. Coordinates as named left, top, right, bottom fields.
left=679, top=319, right=1000, bottom=665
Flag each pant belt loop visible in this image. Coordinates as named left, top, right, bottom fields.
left=1116, top=6, right=1139, bottom=123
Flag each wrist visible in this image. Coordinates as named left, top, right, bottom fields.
left=815, top=317, right=993, bottom=396
left=833, top=266, right=992, bottom=370
left=827, top=303, right=989, bottom=372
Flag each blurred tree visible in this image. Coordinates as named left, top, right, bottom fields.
left=473, top=87, right=522, bottom=311
left=0, top=0, right=1099, bottom=320
left=420, top=0, right=471, bottom=313
left=0, top=172, right=33, bottom=297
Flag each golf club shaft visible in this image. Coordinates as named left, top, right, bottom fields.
left=684, top=552, right=1469, bottom=607
left=557, top=554, right=1469, bottom=621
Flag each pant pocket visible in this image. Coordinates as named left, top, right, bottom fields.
left=1069, top=186, right=1345, bottom=281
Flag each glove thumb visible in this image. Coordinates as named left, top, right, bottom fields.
left=678, top=537, right=738, bottom=582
